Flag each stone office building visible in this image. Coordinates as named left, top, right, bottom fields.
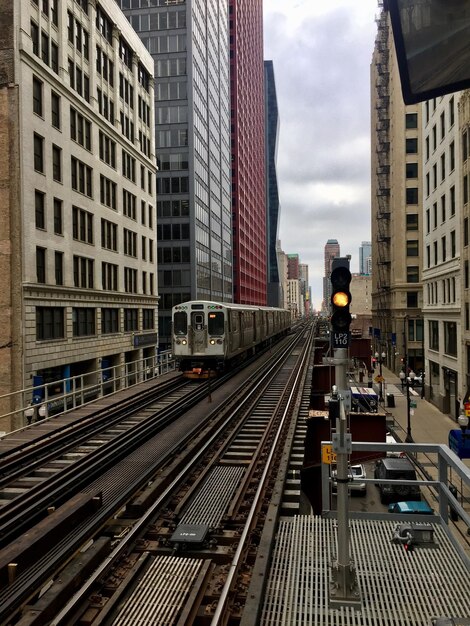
left=0, top=0, right=157, bottom=430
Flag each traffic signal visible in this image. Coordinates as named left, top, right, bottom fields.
left=330, top=262, right=352, bottom=333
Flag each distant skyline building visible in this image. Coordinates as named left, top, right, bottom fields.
left=322, top=239, right=340, bottom=311
left=287, top=253, right=300, bottom=280
left=230, top=0, right=267, bottom=305
left=359, top=241, right=372, bottom=275
left=264, top=60, right=281, bottom=307
left=119, top=0, right=233, bottom=348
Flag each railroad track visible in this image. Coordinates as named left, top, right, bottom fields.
left=0, top=325, right=313, bottom=624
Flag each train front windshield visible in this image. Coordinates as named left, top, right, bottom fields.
left=208, top=312, right=224, bottom=335
left=174, top=311, right=187, bottom=335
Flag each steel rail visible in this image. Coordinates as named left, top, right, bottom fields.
left=47, top=330, right=308, bottom=625
left=0, top=377, right=189, bottom=483
left=209, top=326, right=314, bottom=625
left=0, top=332, right=303, bottom=624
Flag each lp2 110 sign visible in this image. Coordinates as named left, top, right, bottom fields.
left=332, top=331, right=350, bottom=348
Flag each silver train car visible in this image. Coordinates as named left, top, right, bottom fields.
left=172, top=300, right=291, bottom=377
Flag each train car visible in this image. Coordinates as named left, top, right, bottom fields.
left=172, top=301, right=291, bottom=378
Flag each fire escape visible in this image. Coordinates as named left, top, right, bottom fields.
left=374, top=6, right=392, bottom=348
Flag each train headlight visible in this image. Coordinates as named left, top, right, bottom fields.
left=210, top=339, right=215, bottom=345
left=175, top=339, right=181, bottom=345
left=182, top=339, right=187, bottom=345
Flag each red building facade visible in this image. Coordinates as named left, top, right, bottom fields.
left=230, top=0, right=267, bottom=305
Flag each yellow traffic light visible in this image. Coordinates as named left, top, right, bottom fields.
left=332, top=291, right=350, bottom=308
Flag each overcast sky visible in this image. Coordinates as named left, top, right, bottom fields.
left=263, top=0, right=379, bottom=310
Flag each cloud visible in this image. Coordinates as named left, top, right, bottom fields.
left=263, top=1, right=377, bottom=308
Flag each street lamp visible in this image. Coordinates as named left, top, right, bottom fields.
left=374, top=351, right=386, bottom=402
left=405, top=370, right=415, bottom=443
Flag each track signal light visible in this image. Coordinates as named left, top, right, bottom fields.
left=330, top=264, right=352, bottom=333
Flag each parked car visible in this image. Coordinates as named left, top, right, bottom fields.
left=374, top=457, right=421, bottom=504
left=386, top=433, right=406, bottom=458
left=388, top=501, right=433, bottom=515
left=332, top=464, right=367, bottom=495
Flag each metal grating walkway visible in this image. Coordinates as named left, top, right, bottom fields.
left=179, top=465, right=245, bottom=527
left=261, top=516, right=470, bottom=625
left=112, top=555, right=204, bottom=625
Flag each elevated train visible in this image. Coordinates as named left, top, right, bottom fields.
left=172, top=301, right=291, bottom=377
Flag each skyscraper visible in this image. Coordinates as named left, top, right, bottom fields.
left=230, top=0, right=267, bottom=305
left=322, top=239, right=340, bottom=311
left=264, top=60, right=281, bottom=307
left=371, top=4, right=423, bottom=373
left=359, top=241, right=372, bottom=275
left=119, top=1, right=233, bottom=348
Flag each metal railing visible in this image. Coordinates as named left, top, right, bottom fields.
left=321, top=440, right=470, bottom=568
left=0, top=351, right=175, bottom=434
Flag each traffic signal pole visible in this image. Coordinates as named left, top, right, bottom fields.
left=328, top=258, right=361, bottom=608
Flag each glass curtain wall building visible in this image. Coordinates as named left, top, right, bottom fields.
left=264, top=60, right=281, bottom=307
left=118, top=0, right=233, bottom=348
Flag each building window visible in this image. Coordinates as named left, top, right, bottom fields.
left=102, top=262, right=118, bottom=290
left=36, top=246, right=46, bottom=283
left=101, top=219, right=118, bottom=251
left=51, top=41, right=58, bottom=74
left=464, top=175, right=468, bottom=205
left=441, top=235, right=446, bottom=262
left=407, top=292, right=418, bottom=308
left=405, top=113, right=418, bottom=129
left=33, top=76, right=43, bottom=115
left=34, top=133, right=44, bottom=172
left=142, top=309, right=154, bottom=330
left=73, top=255, right=94, bottom=288
left=70, top=107, right=92, bottom=149
left=100, top=175, right=117, bottom=209
left=450, top=140, right=455, bottom=171
left=124, top=308, right=138, bottom=331
left=441, top=153, right=445, bottom=181
left=450, top=185, right=456, bottom=215
left=101, top=308, right=119, bottom=333
left=99, top=131, right=116, bottom=167
left=406, top=214, right=418, bottom=231
left=51, top=91, right=61, bottom=128
left=55, top=251, right=63, bottom=285
left=54, top=198, right=63, bottom=234
left=451, top=230, right=456, bottom=257
left=406, top=187, right=418, bottom=204
left=36, top=306, right=64, bottom=340
left=406, top=138, right=418, bottom=154
left=31, top=21, right=39, bottom=56
left=35, top=190, right=45, bottom=229
left=71, top=157, right=93, bottom=197
left=406, top=240, right=419, bottom=257
left=73, top=307, right=95, bottom=337
left=123, top=228, right=137, bottom=257
left=465, top=217, right=469, bottom=247
left=407, top=266, right=419, bottom=283
left=429, top=320, right=439, bottom=351
left=124, top=267, right=137, bottom=293
left=52, top=144, right=62, bottom=182
left=444, top=321, right=457, bottom=356
left=72, top=205, right=93, bottom=243
left=406, top=162, right=418, bottom=178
